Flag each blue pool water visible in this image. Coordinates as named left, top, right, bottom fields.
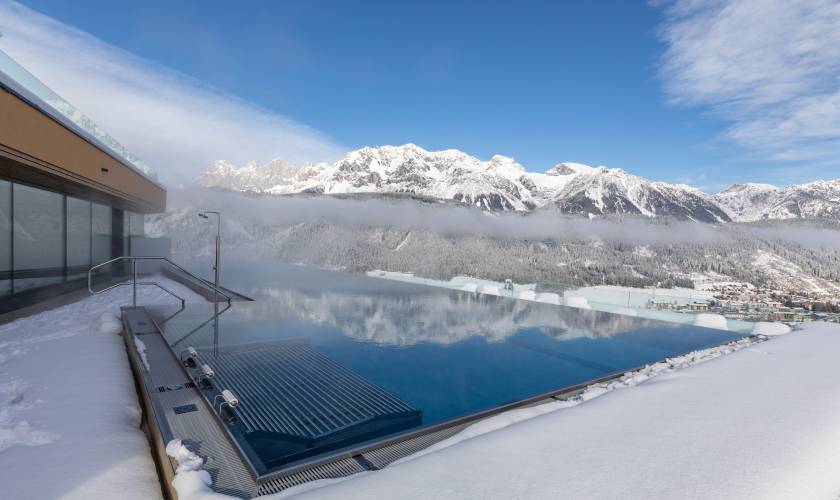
left=148, top=262, right=745, bottom=474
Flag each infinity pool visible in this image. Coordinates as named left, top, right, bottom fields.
left=148, top=262, right=744, bottom=475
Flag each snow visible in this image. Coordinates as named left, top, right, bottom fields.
left=692, top=312, right=729, bottom=330
left=198, top=144, right=840, bottom=221
left=367, top=270, right=537, bottom=297
left=715, top=180, right=840, bottom=221
left=197, top=144, right=728, bottom=218
left=368, top=270, right=758, bottom=332
left=0, top=276, right=205, bottom=500
left=751, top=321, right=791, bottom=336
left=752, top=249, right=840, bottom=296
left=272, top=322, right=840, bottom=500
left=166, top=439, right=206, bottom=474
left=572, top=284, right=714, bottom=307
left=564, top=296, right=591, bottom=310
left=133, top=336, right=150, bottom=371
left=535, top=292, right=561, bottom=305
left=166, top=439, right=239, bottom=500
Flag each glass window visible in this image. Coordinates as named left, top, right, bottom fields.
left=12, top=184, right=64, bottom=292
left=66, top=196, right=91, bottom=280
left=128, top=211, right=144, bottom=256
left=92, top=202, right=111, bottom=264
left=129, top=211, right=144, bottom=237
left=0, top=180, right=10, bottom=297
left=122, top=210, right=129, bottom=257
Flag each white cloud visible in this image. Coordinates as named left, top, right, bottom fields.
left=657, top=0, right=840, bottom=171
left=0, top=0, right=345, bottom=186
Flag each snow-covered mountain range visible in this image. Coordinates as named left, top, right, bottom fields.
left=196, top=144, right=839, bottom=222
left=714, top=181, right=840, bottom=221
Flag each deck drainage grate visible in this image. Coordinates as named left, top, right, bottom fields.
left=352, top=454, right=380, bottom=471
left=157, top=382, right=196, bottom=393
left=174, top=404, right=199, bottom=415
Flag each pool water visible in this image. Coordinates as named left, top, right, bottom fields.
left=148, top=262, right=744, bottom=475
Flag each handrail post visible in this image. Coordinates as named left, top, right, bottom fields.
left=132, top=259, right=137, bottom=307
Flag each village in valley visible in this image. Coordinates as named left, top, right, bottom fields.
left=647, top=281, right=840, bottom=324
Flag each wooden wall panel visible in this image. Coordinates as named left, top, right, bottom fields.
left=0, top=89, right=165, bottom=212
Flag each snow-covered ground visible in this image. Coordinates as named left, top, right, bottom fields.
left=568, top=284, right=714, bottom=308
left=4, top=270, right=832, bottom=500
left=367, top=270, right=755, bottom=333
left=0, top=277, right=205, bottom=500
left=259, top=322, right=838, bottom=500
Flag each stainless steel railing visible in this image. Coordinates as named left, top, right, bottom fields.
left=88, top=256, right=232, bottom=307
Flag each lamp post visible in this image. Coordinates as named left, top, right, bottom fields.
left=199, top=211, right=222, bottom=357
left=198, top=211, right=221, bottom=301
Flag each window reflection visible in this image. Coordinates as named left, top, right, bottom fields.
left=122, top=210, right=130, bottom=257
left=129, top=211, right=144, bottom=237
left=12, top=183, right=64, bottom=292
left=0, top=180, right=10, bottom=297
left=67, top=196, right=91, bottom=280
left=0, top=179, right=137, bottom=301
left=128, top=211, right=144, bottom=257
left=92, top=202, right=111, bottom=264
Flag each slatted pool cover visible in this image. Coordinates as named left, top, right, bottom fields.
left=195, top=341, right=422, bottom=471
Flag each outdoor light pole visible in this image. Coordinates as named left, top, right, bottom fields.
left=199, top=211, right=222, bottom=358
left=198, top=211, right=221, bottom=301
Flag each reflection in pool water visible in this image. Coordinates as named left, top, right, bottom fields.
left=151, top=261, right=744, bottom=474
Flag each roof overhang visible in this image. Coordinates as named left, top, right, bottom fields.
left=0, top=88, right=166, bottom=212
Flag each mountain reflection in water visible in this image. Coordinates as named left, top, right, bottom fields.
left=236, top=284, right=663, bottom=346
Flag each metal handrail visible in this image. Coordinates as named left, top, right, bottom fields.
left=170, top=301, right=232, bottom=347
left=88, top=256, right=232, bottom=307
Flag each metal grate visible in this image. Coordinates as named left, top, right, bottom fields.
left=159, top=389, right=260, bottom=499
left=196, top=342, right=421, bottom=440
left=361, top=423, right=469, bottom=470
left=256, top=458, right=367, bottom=496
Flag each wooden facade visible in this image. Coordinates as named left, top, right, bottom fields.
left=0, top=87, right=165, bottom=213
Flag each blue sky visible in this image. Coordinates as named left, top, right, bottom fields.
left=3, top=0, right=839, bottom=190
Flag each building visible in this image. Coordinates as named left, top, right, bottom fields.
left=0, top=49, right=165, bottom=313
left=687, top=301, right=710, bottom=312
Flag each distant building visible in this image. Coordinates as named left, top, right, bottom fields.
left=687, top=301, right=710, bottom=312
left=649, top=299, right=676, bottom=310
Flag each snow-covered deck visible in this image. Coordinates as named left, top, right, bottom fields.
left=0, top=278, right=205, bottom=500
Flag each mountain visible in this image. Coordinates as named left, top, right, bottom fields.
left=715, top=181, right=840, bottom=221
left=197, top=144, right=838, bottom=223
left=200, top=145, right=557, bottom=211
left=149, top=186, right=840, bottom=297
left=548, top=166, right=730, bottom=222
left=197, top=144, right=728, bottom=220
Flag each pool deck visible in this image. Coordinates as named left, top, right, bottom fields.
left=123, top=305, right=637, bottom=498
